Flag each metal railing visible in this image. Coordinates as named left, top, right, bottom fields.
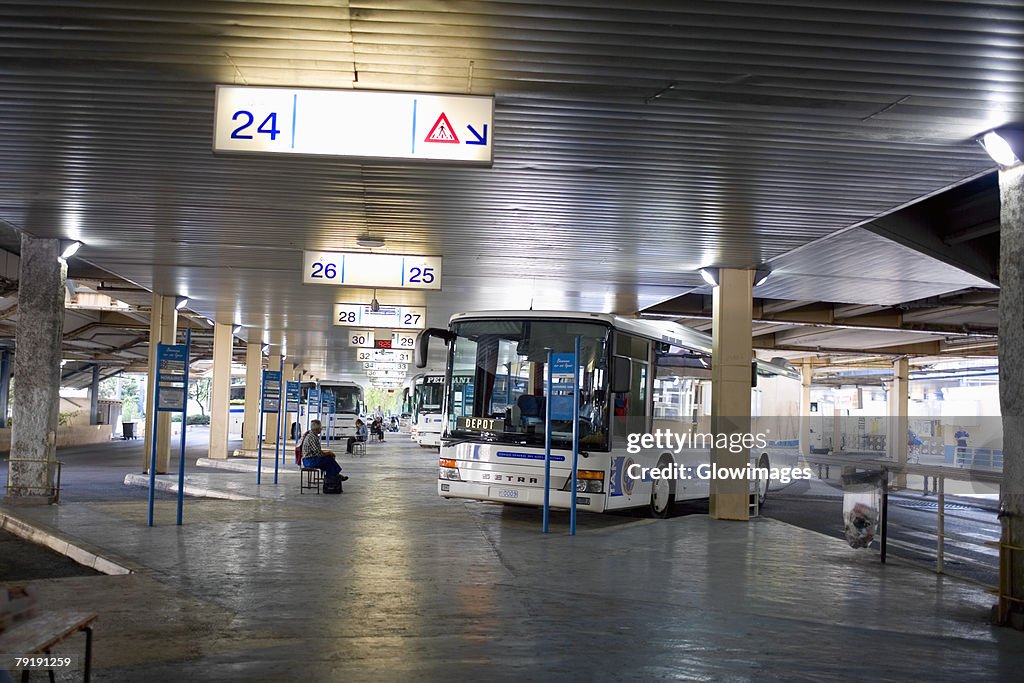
left=806, top=454, right=1002, bottom=590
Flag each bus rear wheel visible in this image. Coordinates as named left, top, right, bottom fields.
left=649, top=460, right=674, bottom=518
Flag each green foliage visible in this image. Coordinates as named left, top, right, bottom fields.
left=364, top=386, right=402, bottom=415
left=58, top=410, right=80, bottom=426
left=188, top=377, right=212, bottom=416
left=170, top=414, right=211, bottom=425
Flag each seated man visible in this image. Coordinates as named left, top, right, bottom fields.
left=347, top=418, right=368, bottom=454
left=301, top=419, right=348, bottom=481
left=370, top=416, right=385, bottom=442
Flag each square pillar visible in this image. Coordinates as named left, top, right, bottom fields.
left=242, top=342, right=262, bottom=450
left=208, top=322, right=234, bottom=459
left=709, top=268, right=754, bottom=521
left=798, top=360, right=813, bottom=457
left=143, top=293, right=178, bottom=474
left=888, top=357, right=909, bottom=488
left=7, top=235, right=66, bottom=502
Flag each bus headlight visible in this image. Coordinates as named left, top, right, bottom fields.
left=439, top=458, right=462, bottom=481
left=562, top=470, right=604, bottom=494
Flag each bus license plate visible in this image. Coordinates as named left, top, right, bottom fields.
left=497, top=488, right=519, bottom=499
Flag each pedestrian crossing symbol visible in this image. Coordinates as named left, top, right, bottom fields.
left=424, top=112, right=460, bottom=144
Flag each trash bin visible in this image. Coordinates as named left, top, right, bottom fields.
left=842, top=470, right=883, bottom=548
left=122, top=422, right=135, bottom=440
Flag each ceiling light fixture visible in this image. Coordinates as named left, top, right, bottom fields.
left=978, top=126, right=1024, bottom=167
left=174, top=296, right=189, bottom=310
left=356, top=234, right=385, bottom=248
left=699, top=267, right=720, bottom=287
left=60, top=240, right=83, bottom=260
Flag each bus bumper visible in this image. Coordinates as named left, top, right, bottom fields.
left=437, top=480, right=605, bottom=512
left=419, top=431, right=442, bottom=447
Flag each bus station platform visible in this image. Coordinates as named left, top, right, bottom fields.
left=2, top=438, right=1022, bottom=681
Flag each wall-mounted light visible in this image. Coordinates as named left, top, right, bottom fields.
left=232, top=325, right=242, bottom=335
left=699, top=267, right=720, bottom=287
left=262, top=344, right=270, bottom=355
left=753, top=268, right=772, bottom=287
left=60, top=240, right=83, bottom=260
left=978, top=126, right=1024, bottom=167
left=370, top=288, right=380, bottom=312
left=174, top=296, right=189, bottom=310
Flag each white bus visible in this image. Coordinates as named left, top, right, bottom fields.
left=313, top=381, right=365, bottom=440
left=411, top=374, right=446, bottom=447
left=416, top=310, right=801, bottom=517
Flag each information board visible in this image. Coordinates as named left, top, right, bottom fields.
left=304, top=252, right=442, bottom=290
left=334, top=303, right=426, bottom=329
left=549, top=353, right=577, bottom=421
left=156, top=344, right=188, bottom=412
left=214, top=86, right=493, bottom=164
left=262, top=370, right=282, bottom=413
left=285, top=381, right=300, bottom=413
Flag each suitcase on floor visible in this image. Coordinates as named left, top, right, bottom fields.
left=323, top=475, right=343, bottom=494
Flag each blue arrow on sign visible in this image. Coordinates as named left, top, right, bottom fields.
left=466, top=124, right=488, bottom=146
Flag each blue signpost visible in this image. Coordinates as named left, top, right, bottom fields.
left=257, top=369, right=282, bottom=485
left=148, top=332, right=191, bottom=527
left=322, top=389, right=335, bottom=449
left=307, top=387, right=320, bottom=434
left=543, top=349, right=579, bottom=534
left=285, top=381, right=300, bottom=462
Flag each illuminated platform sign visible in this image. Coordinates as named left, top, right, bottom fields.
left=334, top=304, right=425, bottom=329
left=214, top=86, right=493, bottom=164
left=303, top=251, right=441, bottom=290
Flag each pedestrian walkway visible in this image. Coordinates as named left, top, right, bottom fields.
left=2, top=439, right=1022, bottom=681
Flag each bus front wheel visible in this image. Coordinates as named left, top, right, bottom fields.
left=649, top=457, right=675, bottom=518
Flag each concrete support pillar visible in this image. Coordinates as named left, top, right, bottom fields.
left=208, top=322, right=233, bottom=460
left=998, top=162, right=1024, bottom=621
left=0, top=350, right=11, bottom=428
left=888, top=357, right=909, bottom=488
left=263, top=352, right=282, bottom=444
left=799, top=360, right=813, bottom=458
left=242, top=343, right=262, bottom=450
left=6, top=235, right=66, bottom=502
left=89, top=364, right=101, bottom=425
left=709, top=268, right=753, bottom=521
left=143, top=294, right=177, bottom=474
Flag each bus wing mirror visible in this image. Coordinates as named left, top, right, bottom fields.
left=611, top=356, right=632, bottom=393
left=415, top=328, right=455, bottom=368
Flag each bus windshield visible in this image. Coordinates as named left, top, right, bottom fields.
left=415, top=379, right=444, bottom=414
left=322, top=385, right=361, bottom=413
left=446, top=318, right=610, bottom=450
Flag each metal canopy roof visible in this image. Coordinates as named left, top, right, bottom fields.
left=0, top=1, right=1015, bottom=382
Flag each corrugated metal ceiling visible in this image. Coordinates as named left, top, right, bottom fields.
left=0, top=1, right=1016, bottom=379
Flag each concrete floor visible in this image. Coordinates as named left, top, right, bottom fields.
left=2, top=437, right=1023, bottom=681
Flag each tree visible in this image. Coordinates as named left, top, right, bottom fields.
left=189, top=377, right=211, bottom=416
left=364, top=386, right=402, bottom=415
